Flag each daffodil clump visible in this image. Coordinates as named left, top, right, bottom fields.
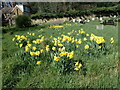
left=12, top=29, right=115, bottom=74
left=74, top=62, right=82, bottom=71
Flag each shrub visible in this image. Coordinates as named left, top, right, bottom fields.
left=15, top=15, right=31, bottom=28
left=30, top=5, right=119, bottom=20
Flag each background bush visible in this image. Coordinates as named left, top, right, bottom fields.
left=31, top=5, right=119, bottom=20
left=15, top=15, right=31, bottom=28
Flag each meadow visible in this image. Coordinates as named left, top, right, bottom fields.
left=2, top=20, right=118, bottom=88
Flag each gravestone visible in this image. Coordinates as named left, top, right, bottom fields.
left=100, top=17, right=103, bottom=21
left=72, top=19, right=75, bottom=22
left=92, top=18, right=95, bottom=21
left=114, top=15, right=116, bottom=18
left=78, top=19, right=82, bottom=23
left=96, top=25, right=104, bottom=30
left=87, top=19, right=90, bottom=23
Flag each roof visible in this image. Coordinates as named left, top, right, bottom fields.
left=11, top=5, right=24, bottom=13
left=0, top=6, right=13, bottom=19
left=1, top=6, right=13, bottom=14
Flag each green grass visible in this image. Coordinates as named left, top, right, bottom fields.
left=2, top=20, right=118, bottom=88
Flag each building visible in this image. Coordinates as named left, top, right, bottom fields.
left=0, top=2, right=31, bottom=26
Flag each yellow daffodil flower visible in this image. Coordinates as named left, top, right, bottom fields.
left=19, top=44, right=23, bottom=48
left=40, top=49, right=44, bottom=53
left=54, top=56, right=60, bottom=61
left=52, top=47, right=56, bottom=51
left=32, top=46, right=37, bottom=51
left=85, top=45, right=89, bottom=49
left=36, top=61, right=41, bottom=65
left=74, top=67, right=79, bottom=71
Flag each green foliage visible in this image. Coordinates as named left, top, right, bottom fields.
left=90, top=6, right=118, bottom=16
left=31, top=5, right=119, bottom=20
left=15, top=15, right=31, bottom=28
left=2, top=20, right=118, bottom=88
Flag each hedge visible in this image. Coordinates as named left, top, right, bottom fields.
left=31, top=5, right=119, bottom=20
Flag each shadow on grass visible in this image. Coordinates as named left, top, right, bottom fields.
left=2, top=23, right=50, bottom=34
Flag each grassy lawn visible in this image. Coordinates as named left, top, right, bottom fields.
left=2, top=20, right=118, bottom=88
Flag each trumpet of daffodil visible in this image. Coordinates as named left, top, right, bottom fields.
left=74, top=62, right=82, bottom=71
left=69, top=55, right=73, bottom=59
left=62, top=47, right=65, bottom=51
left=17, top=37, right=20, bottom=40
left=12, top=38, right=15, bottom=41
left=15, top=35, right=18, bottom=37
left=46, top=45, right=49, bottom=47
left=29, top=33, right=32, bottom=36
left=70, top=51, right=74, bottom=56
left=58, top=37, right=61, bottom=40
left=33, top=40, right=37, bottom=44
left=38, top=35, right=42, bottom=37
left=59, top=52, right=68, bottom=57
left=62, top=39, right=66, bottom=42
left=20, top=38, right=23, bottom=41
left=67, top=33, right=71, bottom=35
left=52, top=47, right=56, bottom=51
left=40, top=49, right=44, bottom=53
left=75, top=62, right=79, bottom=66
left=35, top=51, right=40, bottom=55
left=46, top=47, right=50, bottom=52
left=75, top=39, right=78, bottom=42
left=71, top=39, right=75, bottom=43
left=27, top=44, right=32, bottom=47
left=85, top=45, right=89, bottom=49
left=110, top=38, right=114, bottom=43
left=81, top=30, right=85, bottom=34
left=27, top=41, right=30, bottom=44
left=54, top=56, right=60, bottom=61
left=58, top=47, right=65, bottom=52
left=58, top=43, right=63, bottom=47
left=57, top=40, right=60, bottom=44
left=59, top=52, right=64, bottom=57
left=86, top=34, right=89, bottom=36
left=19, top=40, right=21, bottom=43
left=15, top=35, right=19, bottom=37
left=25, top=46, right=29, bottom=52
left=53, top=38, right=57, bottom=41
left=83, top=38, right=87, bottom=41
left=68, top=37, right=72, bottom=42
left=78, top=63, right=82, bottom=68
left=52, top=40, right=55, bottom=43
left=111, top=40, right=114, bottom=43
left=32, top=46, right=37, bottom=51
left=21, top=35, right=27, bottom=39
left=30, top=52, right=36, bottom=55
left=74, top=67, right=79, bottom=71
left=36, top=61, right=41, bottom=65
left=32, top=33, right=35, bottom=36
left=90, top=36, right=94, bottom=41
left=98, top=46, right=102, bottom=49
left=78, top=39, right=82, bottom=44
left=19, top=44, right=23, bottom=48
left=50, top=36, right=52, bottom=38
left=76, top=45, right=79, bottom=48
left=96, top=39, right=105, bottom=44
left=58, top=48, right=62, bottom=51
left=67, top=51, right=74, bottom=59
left=16, top=43, right=18, bottom=46
left=54, top=42, right=57, bottom=46
left=110, top=37, right=114, bottom=41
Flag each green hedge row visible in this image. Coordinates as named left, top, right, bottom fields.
left=31, top=5, right=119, bottom=20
